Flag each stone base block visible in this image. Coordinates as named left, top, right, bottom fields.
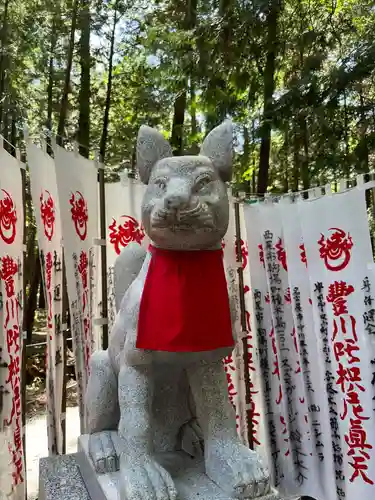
left=38, top=436, right=301, bottom=500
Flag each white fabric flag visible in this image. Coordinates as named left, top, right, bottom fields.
left=221, top=200, right=250, bottom=445
left=27, top=142, right=64, bottom=455
left=244, top=203, right=293, bottom=492
left=364, top=265, right=375, bottom=419
left=248, top=204, right=316, bottom=494
left=298, top=188, right=375, bottom=499
left=105, top=179, right=147, bottom=331
left=0, top=146, right=25, bottom=500
left=280, top=199, right=337, bottom=500
left=53, top=144, right=99, bottom=433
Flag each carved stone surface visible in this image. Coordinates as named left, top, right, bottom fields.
left=39, top=454, right=100, bottom=500
left=85, top=121, right=273, bottom=499
left=38, top=448, right=302, bottom=500
left=79, top=433, right=292, bottom=500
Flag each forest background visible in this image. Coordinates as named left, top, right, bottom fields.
left=1, top=0, right=375, bottom=347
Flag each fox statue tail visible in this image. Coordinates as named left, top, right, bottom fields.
left=113, top=242, right=147, bottom=312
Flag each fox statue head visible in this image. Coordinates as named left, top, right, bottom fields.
left=136, top=121, right=233, bottom=251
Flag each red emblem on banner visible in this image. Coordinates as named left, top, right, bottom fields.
left=40, top=190, right=55, bottom=242
left=0, top=189, right=17, bottom=245
left=70, top=191, right=88, bottom=241
left=235, top=238, right=248, bottom=270
left=300, top=243, right=307, bottom=267
left=318, top=228, right=353, bottom=271
left=109, top=215, right=145, bottom=255
left=275, top=238, right=288, bottom=271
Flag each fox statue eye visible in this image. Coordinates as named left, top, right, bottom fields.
left=154, top=178, right=167, bottom=191
left=195, top=175, right=211, bottom=192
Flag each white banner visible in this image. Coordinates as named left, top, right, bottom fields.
left=53, top=144, right=99, bottom=433
left=0, top=146, right=25, bottom=500
left=244, top=203, right=280, bottom=476
left=244, top=203, right=314, bottom=495
left=105, top=179, right=146, bottom=331
left=280, top=199, right=337, bottom=500
left=243, top=191, right=375, bottom=498
left=27, top=142, right=64, bottom=455
left=364, top=265, right=375, bottom=418
left=221, top=201, right=249, bottom=445
left=299, top=188, right=375, bottom=498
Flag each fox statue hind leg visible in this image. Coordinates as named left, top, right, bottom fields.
left=86, top=242, right=146, bottom=474
left=86, top=350, right=119, bottom=473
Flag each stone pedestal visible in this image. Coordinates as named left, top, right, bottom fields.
left=38, top=435, right=301, bottom=500
left=39, top=453, right=105, bottom=500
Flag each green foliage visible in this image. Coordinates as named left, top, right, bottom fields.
left=0, top=0, right=375, bottom=192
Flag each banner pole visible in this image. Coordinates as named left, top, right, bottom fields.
left=60, top=250, right=68, bottom=454
left=233, top=201, right=254, bottom=450
left=98, top=158, right=108, bottom=349
left=20, top=151, right=28, bottom=500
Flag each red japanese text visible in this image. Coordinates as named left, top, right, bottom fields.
left=0, top=255, right=23, bottom=486
left=326, top=280, right=373, bottom=485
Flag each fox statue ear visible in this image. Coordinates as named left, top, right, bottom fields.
left=200, top=120, right=233, bottom=182
left=137, top=126, right=173, bottom=184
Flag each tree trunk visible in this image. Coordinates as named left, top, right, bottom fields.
left=358, top=87, right=369, bottom=173
left=99, top=0, right=118, bottom=163
left=282, top=128, right=289, bottom=193
left=300, top=115, right=310, bottom=191
left=78, top=0, right=91, bottom=158
left=257, top=2, right=280, bottom=195
left=10, top=108, right=17, bottom=155
left=57, top=0, right=78, bottom=144
left=292, top=127, right=300, bottom=192
left=189, top=79, right=199, bottom=153
left=170, top=90, right=187, bottom=155
left=251, top=120, right=256, bottom=193
left=46, top=14, right=58, bottom=154
left=243, top=125, right=250, bottom=187
left=25, top=254, right=42, bottom=343
left=0, top=0, right=9, bottom=129
left=24, top=214, right=36, bottom=282
left=170, top=0, right=197, bottom=155
left=343, top=89, right=349, bottom=176
left=38, top=278, right=46, bottom=309
left=2, top=88, right=10, bottom=150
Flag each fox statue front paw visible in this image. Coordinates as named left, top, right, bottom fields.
left=206, top=439, right=271, bottom=499
left=120, top=454, right=177, bottom=500
left=88, top=431, right=119, bottom=474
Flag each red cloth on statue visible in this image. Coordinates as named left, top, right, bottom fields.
left=136, top=245, right=234, bottom=352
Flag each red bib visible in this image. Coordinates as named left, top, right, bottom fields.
left=136, top=245, right=234, bottom=352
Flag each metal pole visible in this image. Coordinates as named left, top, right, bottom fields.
left=60, top=251, right=68, bottom=454
left=233, top=201, right=254, bottom=450
left=98, top=160, right=108, bottom=349
left=20, top=152, right=28, bottom=499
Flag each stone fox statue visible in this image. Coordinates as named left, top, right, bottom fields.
left=85, top=121, right=270, bottom=500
